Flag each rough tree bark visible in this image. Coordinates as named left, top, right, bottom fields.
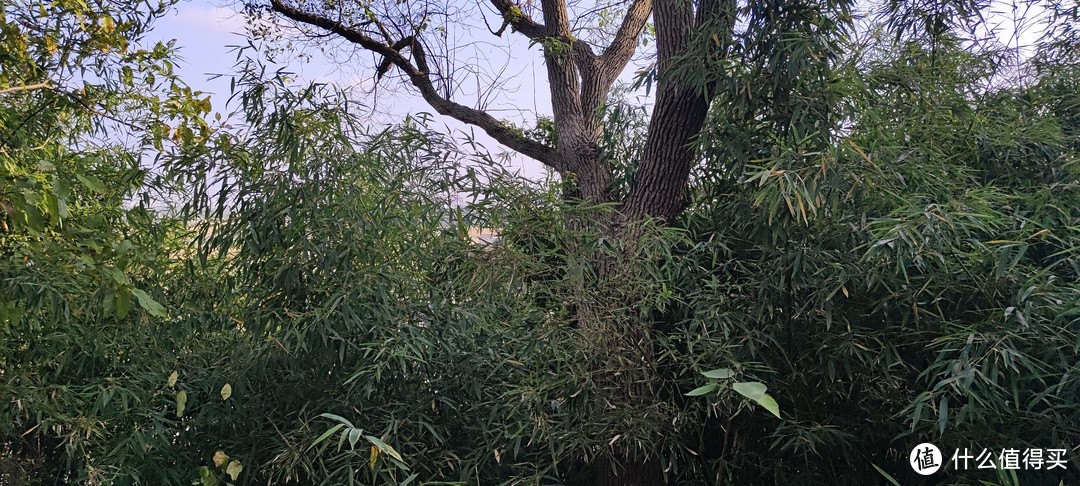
left=264, top=0, right=723, bottom=483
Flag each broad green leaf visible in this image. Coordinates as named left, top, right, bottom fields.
left=44, top=193, right=62, bottom=227
left=220, top=383, right=232, bottom=401
left=167, top=371, right=178, bottom=387
left=754, top=393, right=782, bottom=419
left=732, top=381, right=767, bottom=400
left=365, top=435, right=404, bottom=462
left=23, top=205, right=44, bottom=232
left=198, top=466, right=217, bottom=486
left=115, top=290, right=131, bottom=319
left=76, top=174, right=107, bottom=194
left=685, top=383, right=718, bottom=396
left=130, top=288, right=165, bottom=317
left=347, top=428, right=361, bottom=449
left=175, top=390, right=187, bottom=418
left=103, top=267, right=131, bottom=285
left=701, top=368, right=734, bottom=379
left=733, top=382, right=781, bottom=418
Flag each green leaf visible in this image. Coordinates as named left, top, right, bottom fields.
left=347, top=428, right=361, bottom=450
left=44, top=193, right=62, bottom=227
left=733, top=382, right=781, bottom=418
left=225, top=460, right=242, bottom=481
left=685, top=383, right=719, bottom=396
left=130, top=288, right=165, bottom=317
left=23, top=205, right=44, bottom=232
left=754, top=393, right=782, bottom=419
left=731, top=381, right=767, bottom=400
left=167, top=371, right=178, bottom=387
left=365, top=435, right=404, bottom=462
left=318, top=413, right=355, bottom=429
left=701, top=368, right=734, bottom=379
left=115, top=290, right=131, bottom=319
left=103, top=267, right=131, bottom=285
left=198, top=466, right=218, bottom=486
left=872, top=464, right=901, bottom=486
left=175, top=390, right=187, bottom=418
left=309, top=423, right=344, bottom=451
left=76, top=174, right=107, bottom=194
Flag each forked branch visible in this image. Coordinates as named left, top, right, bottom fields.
left=268, top=0, right=564, bottom=170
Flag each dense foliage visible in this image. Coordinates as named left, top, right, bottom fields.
left=2, top=0, right=1078, bottom=485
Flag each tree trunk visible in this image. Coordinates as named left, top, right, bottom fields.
left=562, top=211, right=670, bottom=486
left=265, top=2, right=718, bottom=484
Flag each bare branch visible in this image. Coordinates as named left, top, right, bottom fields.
left=0, top=81, right=51, bottom=96
left=269, top=0, right=564, bottom=171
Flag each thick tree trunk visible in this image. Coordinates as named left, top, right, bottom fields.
left=566, top=2, right=712, bottom=483
left=564, top=214, right=670, bottom=486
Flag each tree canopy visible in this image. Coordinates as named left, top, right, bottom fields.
left=1, top=0, right=1078, bottom=485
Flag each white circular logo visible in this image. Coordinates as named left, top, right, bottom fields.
left=910, top=442, right=943, bottom=475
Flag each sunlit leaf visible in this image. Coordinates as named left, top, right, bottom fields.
left=175, top=390, right=187, bottom=418
left=225, top=460, right=242, bottom=481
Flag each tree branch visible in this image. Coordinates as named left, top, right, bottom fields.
left=597, top=0, right=652, bottom=76
left=488, top=0, right=547, bottom=40
left=0, top=82, right=52, bottom=96
left=540, top=0, right=571, bottom=36
left=268, top=0, right=564, bottom=171
left=622, top=0, right=711, bottom=221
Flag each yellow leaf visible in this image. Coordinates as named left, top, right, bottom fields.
left=220, top=383, right=232, bottom=401
left=225, top=460, right=242, bottom=481
left=167, top=371, right=178, bottom=387
left=369, top=445, right=379, bottom=470
left=213, top=450, right=228, bottom=468
left=176, top=390, right=187, bottom=418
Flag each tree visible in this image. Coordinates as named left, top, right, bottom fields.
left=4, top=0, right=1076, bottom=484
left=1, top=0, right=212, bottom=482
left=255, top=0, right=852, bottom=221
left=247, top=0, right=859, bottom=481
left=242, top=0, right=1079, bottom=483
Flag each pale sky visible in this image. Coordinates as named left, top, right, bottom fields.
left=150, top=0, right=556, bottom=180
